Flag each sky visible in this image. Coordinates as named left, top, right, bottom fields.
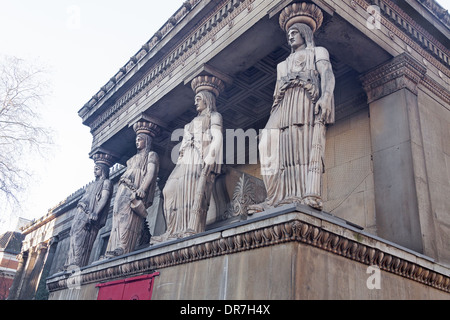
left=0, top=0, right=185, bottom=233
left=0, top=0, right=449, bottom=233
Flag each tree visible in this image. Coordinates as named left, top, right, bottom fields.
left=0, top=55, right=52, bottom=208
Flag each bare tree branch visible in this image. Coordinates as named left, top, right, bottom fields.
left=0, top=55, right=53, bottom=207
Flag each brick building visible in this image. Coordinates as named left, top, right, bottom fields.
left=0, top=231, right=24, bottom=299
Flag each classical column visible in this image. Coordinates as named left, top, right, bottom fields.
left=35, top=236, right=59, bottom=300
left=28, top=243, right=48, bottom=298
left=360, top=53, right=427, bottom=253
left=17, top=248, right=37, bottom=299
left=6, top=251, right=28, bottom=300
left=16, top=244, right=46, bottom=299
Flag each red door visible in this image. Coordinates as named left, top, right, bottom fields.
left=96, top=272, right=159, bottom=300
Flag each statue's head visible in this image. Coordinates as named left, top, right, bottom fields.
left=287, top=23, right=315, bottom=51
left=191, top=75, right=224, bottom=114
left=195, top=90, right=217, bottom=114
left=279, top=2, right=323, bottom=52
left=136, top=132, right=152, bottom=153
left=92, top=152, right=114, bottom=179
left=132, top=120, right=160, bottom=154
left=94, top=163, right=109, bottom=179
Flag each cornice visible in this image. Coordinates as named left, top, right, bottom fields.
left=353, top=0, right=449, bottom=77
left=47, top=208, right=450, bottom=294
left=87, top=0, right=253, bottom=138
left=360, top=51, right=450, bottom=104
left=360, top=52, right=427, bottom=102
left=421, top=73, right=450, bottom=104
left=78, top=0, right=202, bottom=119
left=416, top=0, right=450, bottom=29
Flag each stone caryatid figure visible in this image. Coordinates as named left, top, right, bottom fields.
left=249, top=2, right=335, bottom=212
left=64, top=153, right=113, bottom=268
left=106, top=121, right=160, bottom=257
left=154, top=75, right=224, bottom=241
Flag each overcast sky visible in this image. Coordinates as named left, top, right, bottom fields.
left=0, top=0, right=449, bottom=233
left=0, top=0, right=184, bottom=233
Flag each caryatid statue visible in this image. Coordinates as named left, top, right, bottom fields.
left=154, top=75, right=224, bottom=241
left=64, top=152, right=114, bottom=268
left=249, top=2, right=335, bottom=212
left=106, top=121, right=160, bottom=257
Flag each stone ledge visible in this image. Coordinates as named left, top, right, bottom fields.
left=46, top=204, right=450, bottom=294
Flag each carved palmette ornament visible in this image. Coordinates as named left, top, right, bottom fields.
left=226, top=174, right=267, bottom=219
left=278, top=2, right=324, bottom=33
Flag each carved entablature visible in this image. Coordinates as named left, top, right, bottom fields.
left=416, top=0, right=450, bottom=28
left=80, top=0, right=256, bottom=139
left=360, top=53, right=427, bottom=103
left=78, top=0, right=201, bottom=117
left=78, top=0, right=449, bottom=160
left=353, top=0, right=449, bottom=76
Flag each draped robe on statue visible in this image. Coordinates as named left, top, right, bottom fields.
left=66, top=177, right=112, bottom=267
left=107, top=150, right=159, bottom=255
left=163, top=111, right=222, bottom=238
left=259, top=46, right=334, bottom=207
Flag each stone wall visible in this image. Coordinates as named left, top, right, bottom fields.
left=323, top=108, right=375, bottom=234
left=47, top=207, right=450, bottom=300
left=417, top=88, right=450, bottom=265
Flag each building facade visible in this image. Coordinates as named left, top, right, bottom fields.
left=9, top=0, right=450, bottom=300
left=0, top=231, right=24, bottom=299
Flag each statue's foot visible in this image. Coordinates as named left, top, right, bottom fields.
left=302, top=196, right=323, bottom=211
left=61, top=263, right=81, bottom=272
left=182, top=229, right=197, bottom=237
left=150, top=235, right=165, bottom=244
left=105, top=247, right=124, bottom=258
left=275, top=197, right=303, bottom=207
left=247, top=202, right=271, bottom=215
left=151, top=231, right=193, bottom=244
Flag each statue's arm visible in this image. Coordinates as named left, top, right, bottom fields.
left=90, top=180, right=112, bottom=221
left=136, top=153, right=159, bottom=199
left=272, top=62, right=285, bottom=108
left=204, top=113, right=223, bottom=167
left=315, top=47, right=335, bottom=123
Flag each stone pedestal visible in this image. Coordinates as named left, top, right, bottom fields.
left=46, top=204, right=450, bottom=300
